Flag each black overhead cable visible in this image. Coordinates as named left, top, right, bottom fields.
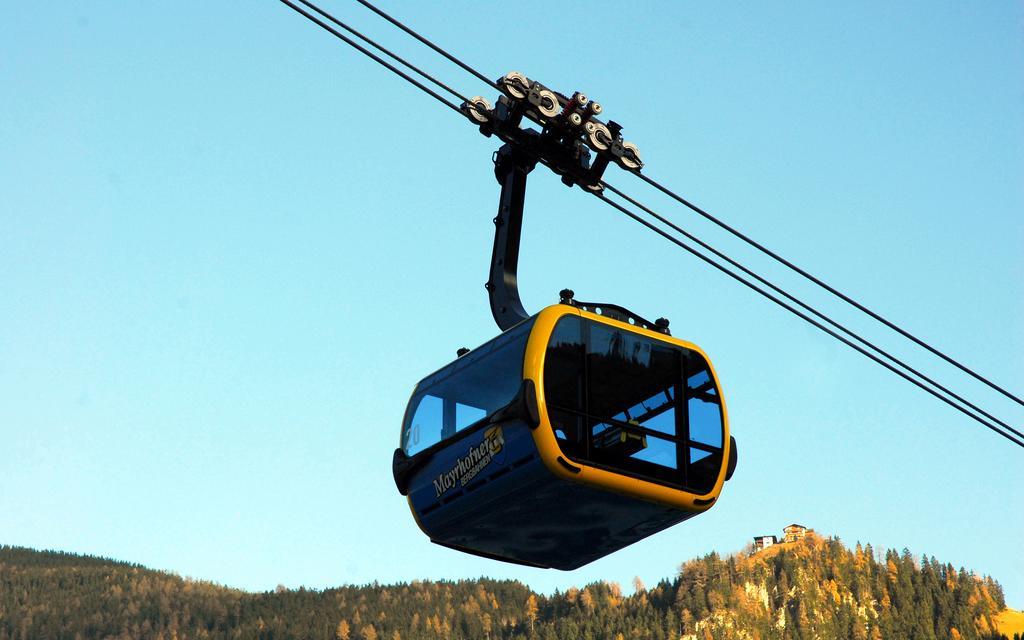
left=294, top=0, right=470, bottom=104
left=352, top=0, right=500, bottom=91
left=629, top=171, right=1024, bottom=409
left=348, top=0, right=1023, bottom=411
left=601, top=181, right=1024, bottom=444
left=277, top=0, right=464, bottom=116
left=590, top=189, right=1024, bottom=450
left=277, top=0, right=1022, bottom=448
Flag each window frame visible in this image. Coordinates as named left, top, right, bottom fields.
left=542, top=315, right=724, bottom=492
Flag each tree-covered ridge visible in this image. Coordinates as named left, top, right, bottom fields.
left=0, top=536, right=1016, bottom=640
left=669, top=535, right=1008, bottom=640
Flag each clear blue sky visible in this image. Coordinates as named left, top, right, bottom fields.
left=2, top=1, right=1022, bottom=606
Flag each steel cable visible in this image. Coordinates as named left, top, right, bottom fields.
left=628, top=171, right=1024, bottom=408
left=601, top=181, right=1024, bottom=443
left=278, top=0, right=465, bottom=116
left=352, top=0, right=500, bottom=91
left=590, top=189, right=1024, bottom=449
left=294, top=0, right=471, bottom=104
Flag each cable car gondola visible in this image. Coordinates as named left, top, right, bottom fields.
left=392, top=75, right=736, bottom=569
left=393, top=297, right=736, bottom=570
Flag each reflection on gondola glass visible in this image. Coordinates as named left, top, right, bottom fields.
left=543, top=315, right=724, bottom=492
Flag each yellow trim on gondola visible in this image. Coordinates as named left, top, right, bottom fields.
left=523, top=304, right=731, bottom=512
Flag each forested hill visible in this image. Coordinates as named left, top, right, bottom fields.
left=0, top=534, right=1018, bottom=640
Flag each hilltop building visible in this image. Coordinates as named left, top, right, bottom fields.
left=783, top=523, right=811, bottom=543
left=751, top=524, right=816, bottom=554
left=752, top=535, right=778, bottom=552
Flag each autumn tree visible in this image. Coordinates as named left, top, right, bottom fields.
left=580, top=588, right=596, bottom=614
left=525, top=594, right=538, bottom=634
left=335, top=619, right=350, bottom=640
left=632, top=576, right=646, bottom=594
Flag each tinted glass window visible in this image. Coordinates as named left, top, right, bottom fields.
left=402, top=318, right=535, bottom=456
left=543, top=315, right=725, bottom=493
left=636, top=389, right=676, bottom=436
left=404, top=395, right=442, bottom=455
left=688, top=447, right=722, bottom=494
left=587, top=323, right=675, bottom=422
left=633, top=435, right=678, bottom=470
left=686, top=360, right=723, bottom=448
left=543, top=316, right=584, bottom=411
left=548, top=408, right=585, bottom=458
left=456, top=403, right=487, bottom=430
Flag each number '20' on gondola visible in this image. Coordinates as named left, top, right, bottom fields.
left=392, top=303, right=737, bottom=570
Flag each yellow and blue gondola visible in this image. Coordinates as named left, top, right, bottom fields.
left=393, top=302, right=736, bottom=570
